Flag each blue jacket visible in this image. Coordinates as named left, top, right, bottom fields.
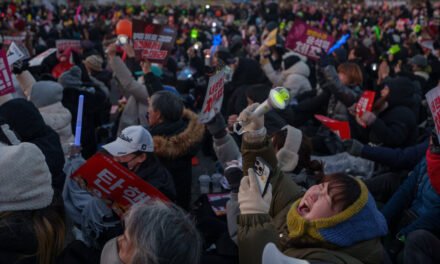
left=381, top=157, right=440, bottom=237
left=361, top=140, right=429, bottom=170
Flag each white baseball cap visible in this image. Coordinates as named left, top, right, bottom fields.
left=102, top=126, right=154, bottom=157
left=262, top=243, right=310, bottom=264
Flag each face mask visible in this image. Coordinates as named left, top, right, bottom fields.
left=100, top=237, right=123, bottom=264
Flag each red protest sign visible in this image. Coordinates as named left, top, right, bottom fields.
left=315, top=114, right=351, bottom=140
left=71, top=153, right=169, bottom=216
left=132, top=20, right=177, bottom=64
left=426, top=86, right=440, bottom=142
left=199, top=70, right=225, bottom=123
left=286, top=19, right=335, bottom=60
left=356, top=91, right=376, bottom=127
left=0, top=50, right=15, bottom=96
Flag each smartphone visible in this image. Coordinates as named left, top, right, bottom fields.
left=253, top=157, right=272, bottom=196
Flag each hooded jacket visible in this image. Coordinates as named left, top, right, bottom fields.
left=0, top=99, right=65, bottom=192
left=237, top=138, right=386, bottom=264
left=15, top=71, right=74, bottom=155
left=364, top=76, right=418, bottom=148
left=224, top=58, right=271, bottom=116
left=262, top=53, right=312, bottom=100
left=150, top=109, right=205, bottom=209
left=382, top=156, right=440, bottom=238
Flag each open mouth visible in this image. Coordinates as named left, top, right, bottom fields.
left=297, top=203, right=310, bottom=216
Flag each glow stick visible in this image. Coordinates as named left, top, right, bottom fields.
left=74, top=95, right=84, bottom=146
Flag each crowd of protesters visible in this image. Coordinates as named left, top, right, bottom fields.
left=0, top=0, right=440, bottom=263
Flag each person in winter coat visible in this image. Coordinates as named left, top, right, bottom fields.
left=106, top=43, right=163, bottom=134
left=0, top=98, right=66, bottom=192
left=235, top=104, right=388, bottom=264
left=148, top=91, right=205, bottom=210
left=0, top=128, right=65, bottom=264
left=381, top=135, right=440, bottom=261
left=216, top=49, right=271, bottom=117
left=320, top=62, right=363, bottom=121
left=351, top=76, right=418, bottom=148
left=63, top=125, right=176, bottom=248
left=59, top=65, right=107, bottom=158
left=344, top=137, right=429, bottom=203
left=261, top=51, right=312, bottom=101
left=100, top=201, right=202, bottom=264
left=101, top=125, right=176, bottom=200
left=408, top=54, right=431, bottom=94
left=14, top=68, right=74, bottom=155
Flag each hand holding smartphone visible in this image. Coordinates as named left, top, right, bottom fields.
left=253, top=157, right=272, bottom=197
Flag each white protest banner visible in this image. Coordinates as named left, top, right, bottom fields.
left=426, top=86, right=440, bottom=142
left=6, top=42, right=26, bottom=66
left=29, top=48, right=57, bottom=67
left=0, top=51, right=15, bottom=96
left=56, top=39, right=81, bottom=53
left=199, top=70, right=225, bottom=124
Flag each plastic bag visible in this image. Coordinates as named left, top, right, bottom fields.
left=311, top=152, right=375, bottom=179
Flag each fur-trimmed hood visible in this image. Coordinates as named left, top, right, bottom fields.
left=152, top=109, right=205, bottom=159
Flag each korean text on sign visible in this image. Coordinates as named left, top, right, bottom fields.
left=71, top=153, right=169, bottom=216
left=286, top=19, right=335, bottom=60
left=0, top=51, right=15, bottom=96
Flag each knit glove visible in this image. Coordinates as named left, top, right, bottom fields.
left=343, top=139, right=364, bottom=157
left=238, top=168, right=272, bottom=215
left=12, top=60, right=29, bottom=75
left=206, top=113, right=227, bottom=139
left=357, top=111, right=377, bottom=127
left=237, top=103, right=266, bottom=142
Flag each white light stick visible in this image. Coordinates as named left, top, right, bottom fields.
left=234, top=87, right=290, bottom=134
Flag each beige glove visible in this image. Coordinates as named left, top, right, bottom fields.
left=238, top=168, right=272, bottom=215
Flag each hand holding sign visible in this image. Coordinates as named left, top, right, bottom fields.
left=6, top=42, right=26, bottom=66
left=199, top=70, right=225, bottom=124
left=355, top=91, right=376, bottom=127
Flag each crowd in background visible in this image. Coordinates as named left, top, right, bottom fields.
left=0, top=0, right=440, bottom=263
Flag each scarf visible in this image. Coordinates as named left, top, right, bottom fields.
left=286, top=179, right=388, bottom=247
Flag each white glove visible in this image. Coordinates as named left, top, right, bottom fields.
left=237, top=103, right=265, bottom=133
left=238, top=168, right=272, bottom=215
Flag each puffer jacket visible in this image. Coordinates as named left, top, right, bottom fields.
left=237, top=138, right=385, bottom=264
left=262, top=59, right=312, bottom=100
left=39, top=102, right=75, bottom=155
left=15, top=70, right=75, bottom=155
left=382, top=157, right=440, bottom=237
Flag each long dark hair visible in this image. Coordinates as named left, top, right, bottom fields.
left=0, top=200, right=65, bottom=264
